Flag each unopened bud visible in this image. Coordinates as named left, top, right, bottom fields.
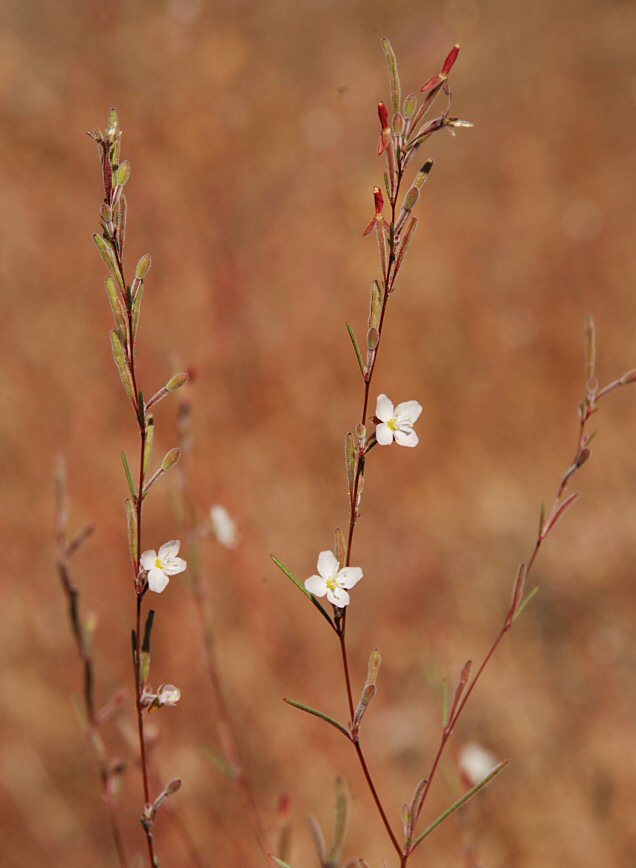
left=116, top=160, right=131, bottom=187
left=166, top=372, right=188, bottom=391
left=161, top=448, right=181, bottom=471
left=377, top=102, right=389, bottom=130
left=135, top=253, right=152, bottom=280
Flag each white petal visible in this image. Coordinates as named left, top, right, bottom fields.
left=210, top=505, right=238, bottom=548
left=148, top=567, right=169, bottom=593
left=163, top=556, right=187, bottom=576
left=375, top=393, right=394, bottom=422
left=327, top=586, right=350, bottom=607
left=305, top=575, right=327, bottom=596
left=317, top=550, right=339, bottom=579
left=158, top=540, right=180, bottom=559
left=375, top=423, right=394, bottom=446
left=338, top=567, right=363, bottom=589
left=395, top=400, right=423, bottom=425
left=395, top=428, right=419, bottom=447
left=140, top=550, right=157, bottom=570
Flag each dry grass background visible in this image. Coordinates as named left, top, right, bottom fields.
left=2, top=0, right=636, bottom=865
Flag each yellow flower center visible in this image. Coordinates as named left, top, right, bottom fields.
left=326, top=576, right=339, bottom=591
left=155, top=557, right=164, bottom=570
left=387, top=417, right=398, bottom=431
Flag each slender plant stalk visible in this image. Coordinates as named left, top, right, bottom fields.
left=54, top=458, right=128, bottom=868
left=90, top=110, right=189, bottom=866
left=276, top=41, right=636, bottom=868
left=173, top=398, right=270, bottom=860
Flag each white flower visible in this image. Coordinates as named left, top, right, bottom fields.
left=140, top=540, right=187, bottom=593
left=210, top=504, right=238, bottom=549
left=157, top=684, right=181, bottom=707
left=304, top=550, right=363, bottom=607
left=375, top=393, right=422, bottom=447
left=458, top=743, right=498, bottom=786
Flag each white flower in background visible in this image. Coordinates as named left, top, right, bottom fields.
left=210, top=504, right=239, bottom=549
left=140, top=540, right=187, bottom=593
left=375, top=394, right=422, bottom=447
left=458, top=742, right=498, bottom=786
left=156, top=684, right=181, bottom=707
left=304, top=550, right=363, bottom=607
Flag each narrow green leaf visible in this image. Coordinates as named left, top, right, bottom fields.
left=269, top=858, right=292, bottom=868
left=141, top=609, right=155, bottom=684
left=203, top=747, right=234, bottom=778
left=513, top=586, right=539, bottom=622
left=441, top=679, right=450, bottom=728
left=124, top=497, right=138, bottom=565
left=345, top=432, right=356, bottom=501
left=93, top=234, right=124, bottom=291
left=143, top=416, right=154, bottom=476
left=270, top=554, right=335, bottom=630
left=381, top=37, right=401, bottom=116
left=283, top=698, right=350, bottom=739
left=105, top=276, right=128, bottom=339
left=585, top=314, right=596, bottom=388
left=110, top=330, right=136, bottom=407
left=307, top=815, right=327, bottom=864
left=330, top=776, right=349, bottom=859
left=410, top=760, right=509, bottom=849
left=115, top=193, right=127, bottom=255
left=121, top=452, right=137, bottom=500
left=131, top=283, right=143, bottom=342
left=346, top=323, right=365, bottom=376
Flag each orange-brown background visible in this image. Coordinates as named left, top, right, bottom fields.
left=2, top=0, right=636, bottom=865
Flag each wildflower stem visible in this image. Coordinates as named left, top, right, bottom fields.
left=94, top=122, right=158, bottom=866
left=406, top=390, right=604, bottom=857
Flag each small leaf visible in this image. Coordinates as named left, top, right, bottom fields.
left=329, top=776, right=349, bottom=860
left=93, top=234, right=124, bottom=291
left=346, top=323, right=365, bottom=376
left=141, top=609, right=155, bottom=684
left=585, top=314, right=596, bottom=390
left=410, top=760, right=509, bottom=850
left=121, top=451, right=137, bottom=500
left=115, top=193, right=127, bottom=255
left=307, top=815, right=327, bottom=863
left=441, top=679, right=450, bottom=728
left=135, top=253, right=152, bottom=280
left=381, top=37, right=401, bottom=116
left=353, top=648, right=381, bottom=730
left=345, top=432, right=356, bottom=501
left=403, top=93, right=417, bottom=119
left=124, top=498, right=138, bottom=565
left=269, top=858, right=292, bottom=868
left=105, top=276, right=128, bottom=339
left=116, top=160, right=131, bottom=187
left=368, top=280, right=382, bottom=331
left=283, top=698, right=351, bottom=740
left=143, top=416, right=154, bottom=476
left=110, top=330, right=136, bottom=407
left=131, top=283, right=143, bottom=341
left=270, top=555, right=335, bottom=630
left=203, top=747, right=234, bottom=778
left=334, top=528, right=346, bottom=567
left=513, top=586, right=539, bottom=622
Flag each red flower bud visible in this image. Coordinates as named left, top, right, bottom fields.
left=442, top=44, right=460, bottom=76
left=377, top=101, right=389, bottom=130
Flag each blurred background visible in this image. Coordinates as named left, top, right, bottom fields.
left=2, top=0, right=636, bottom=865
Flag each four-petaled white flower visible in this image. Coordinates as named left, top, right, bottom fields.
left=375, top=393, right=422, bottom=448
left=210, top=504, right=239, bottom=549
left=304, top=550, right=363, bottom=607
left=140, top=540, right=187, bottom=593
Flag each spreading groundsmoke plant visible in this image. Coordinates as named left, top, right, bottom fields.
left=271, top=39, right=636, bottom=868
left=53, top=37, right=636, bottom=868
